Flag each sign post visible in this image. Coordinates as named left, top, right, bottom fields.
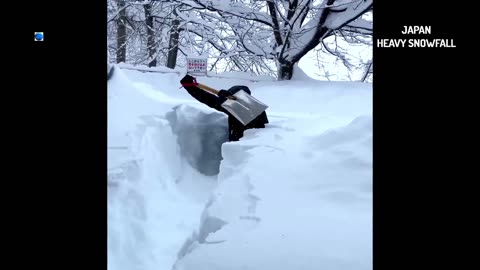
left=186, top=57, right=208, bottom=76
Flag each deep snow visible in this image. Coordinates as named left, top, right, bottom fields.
left=108, top=64, right=372, bottom=270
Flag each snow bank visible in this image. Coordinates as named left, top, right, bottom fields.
left=108, top=67, right=217, bottom=270
left=214, top=71, right=275, bottom=81
left=174, top=116, right=372, bottom=270
left=108, top=66, right=372, bottom=270
left=117, top=63, right=183, bottom=74
left=291, top=63, right=315, bottom=81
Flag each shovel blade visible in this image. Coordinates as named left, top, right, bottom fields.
left=221, top=90, right=268, bottom=126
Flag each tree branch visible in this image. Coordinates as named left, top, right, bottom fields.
left=267, top=1, right=283, bottom=46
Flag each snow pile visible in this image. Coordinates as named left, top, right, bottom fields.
left=214, top=71, right=275, bottom=81
left=108, top=65, right=372, bottom=270
left=173, top=116, right=372, bottom=270
left=291, top=63, right=316, bottom=81
left=117, top=63, right=183, bottom=74
left=108, top=67, right=215, bottom=270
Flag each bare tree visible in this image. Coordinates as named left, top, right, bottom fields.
left=167, top=8, right=180, bottom=69
left=144, top=2, right=157, bottom=67
left=116, top=0, right=128, bottom=63
left=108, top=0, right=179, bottom=66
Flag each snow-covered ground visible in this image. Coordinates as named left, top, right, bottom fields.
left=108, top=64, right=372, bottom=270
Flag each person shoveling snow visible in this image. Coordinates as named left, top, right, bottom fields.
left=180, top=74, right=269, bottom=141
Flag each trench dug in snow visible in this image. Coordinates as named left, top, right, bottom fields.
left=166, top=104, right=229, bottom=176
left=165, top=105, right=233, bottom=262
left=108, top=69, right=243, bottom=270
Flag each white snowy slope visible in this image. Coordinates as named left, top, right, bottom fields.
left=108, top=64, right=372, bottom=270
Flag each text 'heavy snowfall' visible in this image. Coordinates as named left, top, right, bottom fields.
left=377, top=26, right=456, bottom=48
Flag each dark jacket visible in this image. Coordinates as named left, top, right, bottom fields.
left=181, top=83, right=268, bottom=141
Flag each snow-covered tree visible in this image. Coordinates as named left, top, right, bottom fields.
left=108, top=0, right=180, bottom=66
left=176, top=0, right=372, bottom=80
left=107, top=0, right=373, bottom=81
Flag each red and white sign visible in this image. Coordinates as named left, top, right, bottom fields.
left=187, top=58, right=208, bottom=76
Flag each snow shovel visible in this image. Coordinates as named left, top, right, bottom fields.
left=197, top=83, right=269, bottom=126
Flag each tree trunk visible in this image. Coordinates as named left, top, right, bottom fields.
left=278, top=61, right=294, bottom=80
left=144, top=3, right=157, bottom=67
left=166, top=9, right=180, bottom=69
left=116, top=0, right=127, bottom=64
